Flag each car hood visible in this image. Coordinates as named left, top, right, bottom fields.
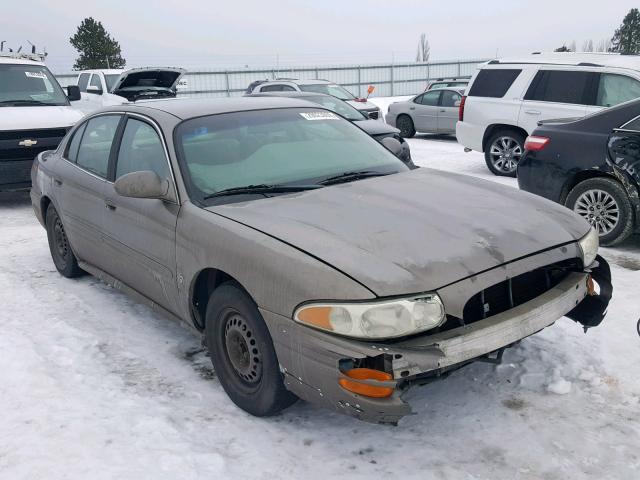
left=346, top=99, right=379, bottom=112
left=0, top=105, right=83, bottom=130
left=111, top=67, right=186, bottom=93
left=209, top=169, right=590, bottom=296
left=354, top=119, right=400, bottom=136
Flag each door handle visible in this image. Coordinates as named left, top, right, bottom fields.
left=409, top=107, right=415, bottom=110
left=53, top=178, right=63, bottom=186
left=105, top=202, right=117, bottom=211
left=440, top=109, right=446, bottom=112
left=525, top=110, right=541, bottom=115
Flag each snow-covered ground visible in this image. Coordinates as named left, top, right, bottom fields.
left=1, top=100, right=639, bottom=479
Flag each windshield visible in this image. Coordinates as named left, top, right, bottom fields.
left=299, top=83, right=356, bottom=100
left=303, top=95, right=365, bottom=121
left=175, top=108, right=407, bottom=204
left=104, top=74, right=120, bottom=92
left=0, top=64, right=69, bottom=106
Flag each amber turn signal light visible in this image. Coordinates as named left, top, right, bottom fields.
left=338, top=368, right=394, bottom=398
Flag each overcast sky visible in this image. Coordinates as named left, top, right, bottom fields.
left=2, top=0, right=637, bottom=72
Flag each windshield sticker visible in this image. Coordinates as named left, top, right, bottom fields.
left=299, top=111, right=339, bottom=121
left=25, top=71, right=47, bottom=79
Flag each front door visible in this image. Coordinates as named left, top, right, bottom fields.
left=437, top=90, right=461, bottom=134
left=101, top=115, right=180, bottom=313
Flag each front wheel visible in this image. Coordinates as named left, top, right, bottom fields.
left=205, top=283, right=298, bottom=416
left=565, top=177, right=634, bottom=246
left=484, top=130, right=525, bottom=177
left=46, top=205, right=83, bottom=278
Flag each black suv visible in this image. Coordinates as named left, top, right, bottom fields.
left=518, top=99, right=640, bottom=246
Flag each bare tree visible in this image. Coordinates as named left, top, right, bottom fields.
left=596, top=38, right=613, bottom=52
left=416, top=33, right=430, bottom=62
left=582, top=39, right=594, bottom=52
left=569, top=40, right=577, bottom=52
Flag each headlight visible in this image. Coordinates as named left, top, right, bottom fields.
left=294, top=294, right=446, bottom=340
left=578, top=227, right=599, bottom=267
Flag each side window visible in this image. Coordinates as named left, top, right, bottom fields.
left=116, top=118, right=169, bottom=180
left=88, top=74, right=102, bottom=92
left=413, top=94, right=424, bottom=104
left=621, top=116, right=640, bottom=132
left=260, top=84, right=283, bottom=92
left=281, top=85, right=296, bottom=91
left=597, top=74, right=640, bottom=107
left=65, top=123, right=87, bottom=162
left=468, top=69, right=521, bottom=98
left=76, top=115, right=121, bottom=178
left=77, top=73, right=90, bottom=92
left=441, top=90, right=461, bottom=107
left=525, top=70, right=595, bottom=105
left=420, top=91, right=441, bottom=106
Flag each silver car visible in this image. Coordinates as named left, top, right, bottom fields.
left=30, top=97, right=612, bottom=425
left=386, top=88, right=464, bottom=138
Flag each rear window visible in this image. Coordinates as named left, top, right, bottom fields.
left=525, top=70, right=596, bottom=105
left=468, top=69, right=521, bottom=98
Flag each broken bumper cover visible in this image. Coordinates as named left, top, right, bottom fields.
left=264, top=260, right=612, bottom=424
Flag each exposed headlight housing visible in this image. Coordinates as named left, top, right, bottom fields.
left=294, top=295, right=446, bottom=340
left=578, top=227, right=599, bottom=267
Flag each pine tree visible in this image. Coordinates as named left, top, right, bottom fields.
left=69, top=17, right=126, bottom=70
left=610, top=8, right=640, bottom=54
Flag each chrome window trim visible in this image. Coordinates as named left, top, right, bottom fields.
left=617, top=114, right=640, bottom=133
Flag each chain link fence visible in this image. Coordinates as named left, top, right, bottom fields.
left=55, top=58, right=488, bottom=98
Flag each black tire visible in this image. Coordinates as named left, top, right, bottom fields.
left=205, top=283, right=297, bottom=416
left=484, top=129, right=526, bottom=177
left=565, top=177, right=634, bottom=246
left=396, top=115, right=416, bottom=138
left=45, top=205, right=83, bottom=278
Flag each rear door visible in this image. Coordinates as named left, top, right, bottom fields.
left=609, top=115, right=640, bottom=187
left=101, top=115, right=180, bottom=312
left=412, top=90, right=441, bottom=132
left=518, top=69, right=595, bottom=134
left=437, top=90, right=462, bottom=133
left=54, top=114, right=123, bottom=270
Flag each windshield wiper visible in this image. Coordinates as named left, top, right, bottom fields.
left=203, top=184, right=323, bottom=200
left=318, top=170, right=392, bottom=186
left=0, top=99, right=50, bottom=106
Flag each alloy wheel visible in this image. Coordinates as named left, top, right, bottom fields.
left=489, top=136, right=523, bottom=174
left=574, top=189, right=620, bottom=235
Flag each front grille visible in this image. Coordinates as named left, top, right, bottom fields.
left=462, top=259, right=581, bottom=325
left=0, top=127, right=68, bottom=162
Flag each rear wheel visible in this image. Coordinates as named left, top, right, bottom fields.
left=205, top=283, right=297, bottom=416
left=565, top=177, right=634, bottom=246
left=484, top=130, right=525, bottom=177
left=45, top=205, right=83, bottom=278
left=396, top=115, right=416, bottom=138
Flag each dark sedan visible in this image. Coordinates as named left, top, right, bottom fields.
left=518, top=99, right=640, bottom=246
left=247, top=91, right=413, bottom=166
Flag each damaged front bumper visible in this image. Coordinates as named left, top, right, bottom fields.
left=264, top=256, right=612, bottom=425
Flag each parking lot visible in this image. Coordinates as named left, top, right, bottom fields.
left=1, top=124, right=638, bottom=480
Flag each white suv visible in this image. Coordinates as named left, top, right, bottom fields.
left=0, top=53, right=83, bottom=191
left=456, top=53, right=640, bottom=176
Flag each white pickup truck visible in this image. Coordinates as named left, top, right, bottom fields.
left=0, top=53, right=83, bottom=191
left=72, top=67, right=186, bottom=115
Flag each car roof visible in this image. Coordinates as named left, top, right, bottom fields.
left=0, top=56, right=43, bottom=66
left=248, top=91, right=332, bottom=99
left=487, top=52, right=640, bottom=69
left=77, top=69, right=125, bottom=75
left=111, top=96, right=328, bottom=120
left=261, top=78, right=333, bottom=85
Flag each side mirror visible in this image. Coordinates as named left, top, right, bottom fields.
left=67, top=85, right=81, bottom=101
left=114, top=171, right=170, bottom=199
left=86, top=85, right=103, bottom=95
left=381, top=137, right=403, bottom=156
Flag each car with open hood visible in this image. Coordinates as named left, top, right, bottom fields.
left=30, top=97, right=612, bottom=425
left=72, top=67, right=186, bottom=114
